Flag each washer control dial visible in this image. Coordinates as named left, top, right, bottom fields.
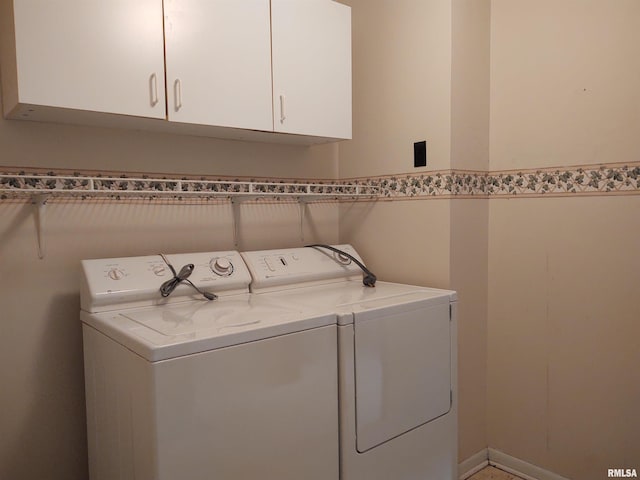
left=107, top=268, right=125, bottom=280
left=152, top=265, right=167, bottom=276
left=210, top=257, right=234, bottom=276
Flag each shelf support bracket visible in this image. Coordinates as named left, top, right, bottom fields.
left=298, top=199, right=306, bottom=244
left=298, top=198, right=313, bottom=244
left=231, top=197, right=241, bottom=249
left=230, top=196, right=259, bottom=249
left=32, top=194, right=49, bottom=259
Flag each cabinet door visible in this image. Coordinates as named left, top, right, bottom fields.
left=12, top=0, right=166, bottom=118
left=271, top=0, right=352, bottom=139
left=164, top=0, right=273, bottom=131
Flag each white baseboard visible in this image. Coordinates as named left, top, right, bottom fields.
left=458, top=448, right=570, bottom=480
left=459, top=449, right=489, bottom=479
left=488, top=448, right=571, bottom=480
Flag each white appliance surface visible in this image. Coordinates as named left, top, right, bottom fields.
left=80, top=250, right=340, bottom=480
left=241, top=245, right=458, bottom=480
left=240, top=244, right=365, bottom=292
left=82, top=294, right=335, bottom=362
left=256, top=278, right=453, bottom=320
left=246, top=280, right=453, bottom=452
left=351, top=297, right=451, bottom=452
left=80, top=250, right=252, bottom=312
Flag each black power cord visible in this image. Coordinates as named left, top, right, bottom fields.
left=305, top=244, right=376, bottom=287
left=158, top=254, right=217, bottom=301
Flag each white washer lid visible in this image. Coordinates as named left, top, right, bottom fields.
left=121, top=300, right=290, bottom=335
left=81, top=295, right=336, bottom=361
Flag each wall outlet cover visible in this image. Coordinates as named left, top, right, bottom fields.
left=414, top=141, right=426, bottom=167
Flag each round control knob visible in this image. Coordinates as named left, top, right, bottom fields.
left=152, top=265, right=167, bottom=276
left=210, top=257, right=234, bottom=276
left=107, top=268, right=125, bottom=280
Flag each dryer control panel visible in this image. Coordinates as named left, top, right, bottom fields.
left=81, top=251, right=251, bottom=312
left=241, top=244, right=365, bottom=292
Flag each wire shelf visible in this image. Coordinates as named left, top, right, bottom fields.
left=0, top=173, right=378, bottom=201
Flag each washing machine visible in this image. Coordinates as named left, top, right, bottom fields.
left=80, top=251, right=339, bottom=480
left=241, top=245, right=458, bottom=480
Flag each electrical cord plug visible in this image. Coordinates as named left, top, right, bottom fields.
left=158, top=254, right=217, bottom=301
left=305, top=244, right=377, bottom=287
left=363, top=272, right=377, bottom=287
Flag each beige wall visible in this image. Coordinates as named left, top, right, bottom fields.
left=490, top=0, right=640, bottom=170
left=339, top=199, right=451, bottom=288
left=489, top=1, right=640, bottom=478
left=451, top=0, right=490, bottom=172
left=339, top=0, right=452, bottom=178
left=339, top=0, right=491, bottom=464
left=343, top=2, right=639, bottom=477
left=488, top=197, right=640, bottom=479
left=450, top=0, right=491, bottom=462
left=0, top=115, right=339, bottom=179
left=450, top=198, right=489, bottom=463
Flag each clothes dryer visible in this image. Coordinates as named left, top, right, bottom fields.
left=241, top=245, right=458, bottom=480
left=80, top=251, right=339, bottom=480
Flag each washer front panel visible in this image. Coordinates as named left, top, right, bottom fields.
left=153, top=326, right=339, bottom=480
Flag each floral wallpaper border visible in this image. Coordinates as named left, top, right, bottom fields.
left=1, top=163, right=639, bottom=201
left=0, top=169, right=369, bottom=200
left=348, top=163, right=640, bottom=199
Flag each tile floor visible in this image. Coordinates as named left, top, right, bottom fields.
left=468, top=465, right=527, bottom=480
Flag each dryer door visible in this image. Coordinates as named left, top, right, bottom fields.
left=353, top=296, right=451, bottom=452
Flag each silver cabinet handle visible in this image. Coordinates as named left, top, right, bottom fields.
left=174, top=79, right=182, bottom=111
left=149, top=73, right=159, bottom=107
left=279, top=94, right=286, bottom=123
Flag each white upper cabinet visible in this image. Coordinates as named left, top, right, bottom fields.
left=0, top=0, right=351, bottom=142
left=164, top=0, right=273, bottom=131
left=271, top=0, right=352, bottom=140
left=6, top=0, right=166, bottom=119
